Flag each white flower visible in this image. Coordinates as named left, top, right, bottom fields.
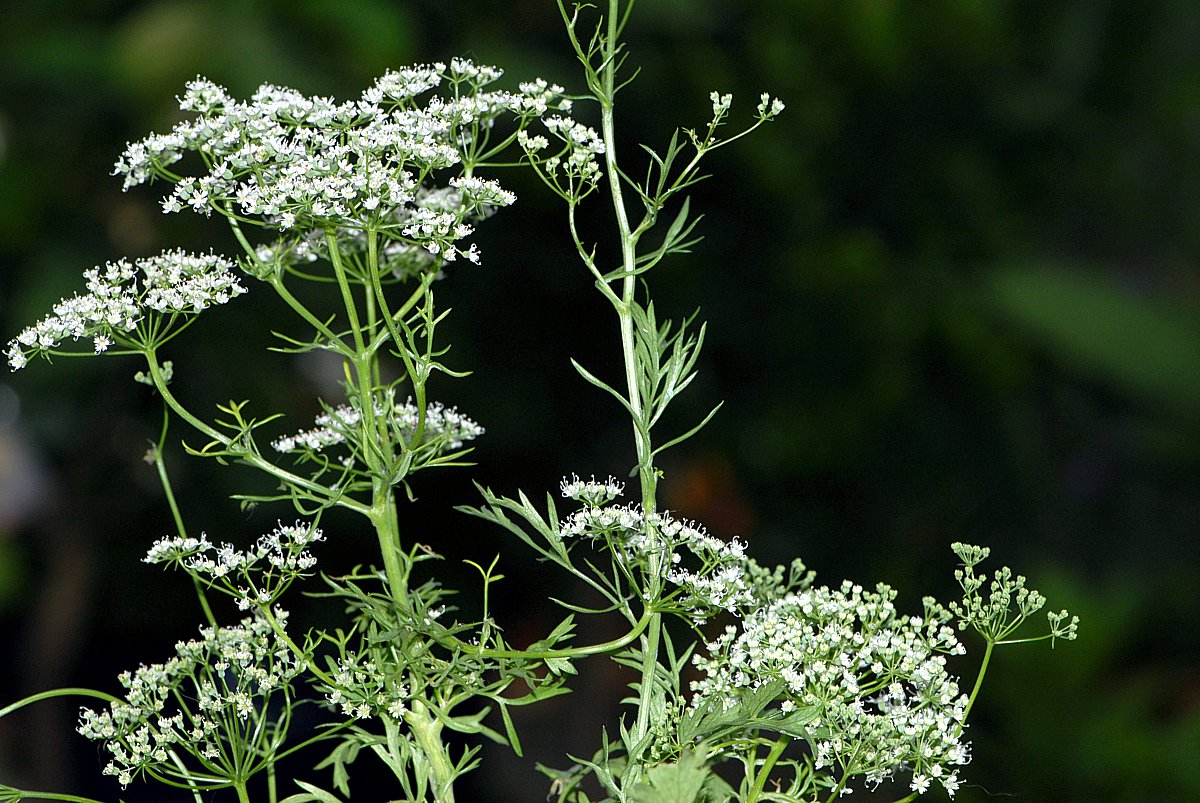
left=144, top=522, right=323, bottom=607
left=690, top=579, right=971, bottom=790
left=559, top=499, right=753, bottom=619
left=942, top=772, right=961, bottom=797
left=540, top=115, right=606, bottom=186
left=272, top=396, right=483, bottom=456
left=560, top=474, right=624, bottom=506
left=710, top=91, right=733, bottom=117
left=517, top=129, right=549, bottom=152
left=77, top=610, right=301, bottom=784
left=111, top=65, right=569, bottom=272
left=756, top=92, right=785, bottom=118
left=6, top=344, right=26, bottom=370
left=7, top=250, right=245, bottom=371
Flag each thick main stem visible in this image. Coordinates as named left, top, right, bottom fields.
left=599, top=0, right=662, bottom=748
left=373, top=486, right=407, bottom=608
left=407, top=700, right=456, bottom=803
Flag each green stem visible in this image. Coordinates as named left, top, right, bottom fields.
left=0, top=790, right=107, bottom=803
left=326, top=231, right=369, bottom=359
left=148, top=413, right=218, bottom=626
left=166, top=749, right=205, bottom=803
left=368, top=270, right=437, bottom=355
left=373, top=487, right=408, bottom=607
left=153, top=411, right=188, bottom=540
left=366, top=229, right=426, bottom=453
left=328, top=234, right=411, bottom=608
left=234, top=781, right=251, bottom=803
left=257, top=602, right=336, bottom=687
left=597, top=0, right=662, bottom=747
left=326, top=233, right=385, bottom=460
left=567, top=203, right=620, bottom=304
left=270, top=274, right=346, bottom=350
left=406, top=700, right=456, bottom=803
left=191, top=576, right=218, bottom=628
left=225, top=214, right=347, bottom=351
left=958, top=638, right=995, bottom=735
left=0, top=687, right=120, bottom=720
left=824, top=774, right=850, bottom=803
left=142, top=349, right=369, bottom=517
left=476, top=609, right=653, bottom=660
left=748, top=735, right=789, bottom=803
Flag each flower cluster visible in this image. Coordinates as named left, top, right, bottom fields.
left=115, top=64, right=572, bottom=269
left=949, top=542, right=1079, bottom=645
left=76, top=610, right=301, bottom=789
left=558, top=484, right=753, bottom=617
left=756, top=91, right=787, bottom=120
left=7, top=250, right=245, bottom=370
left=144, top=521, right=323, bottom=608
left=690, top=581, right=969, bottom=796
left=519, top=114, right=606, bottom=197
left=272, top=396, right=483, bottom=456
left=323, top=654, right=410, bottom=722
left=541, top=116, right=605, bottom=183
left=560, top=474, right=624, bottom=507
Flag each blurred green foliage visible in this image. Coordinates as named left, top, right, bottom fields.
left=1, top=1, right=1198, bottom=800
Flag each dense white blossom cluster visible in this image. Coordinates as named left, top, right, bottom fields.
left=76, top=610, right=301, bottom=788
left=558, top=484, right=753, bottom=617
left=114, top=63, right=573, bottom=268
left=690, top=582, right=969, bottom=797
left=272, top=396, right=483, bottom=456
left=6, top=250, right=245, bottom=370
left=324, top=654, right=410, bottom=722
left=144, top=522, right=323, bottom=608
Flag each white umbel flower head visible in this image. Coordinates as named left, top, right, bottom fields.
left=77, top=609, right=301, bottom=789
left=690, top=580, right=970, bottom=797
left=144, top=522, right=323, bottom=608
left=113, top=65, right=576, bottom=273
left=7, top=250, right=245, bottom=371
left=560, top=474, right=624, bottom=507
left=272, top=395, right=483, bottom=458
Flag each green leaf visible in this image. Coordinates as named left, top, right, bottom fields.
left=545, top=656, right=578, bottom=675
left=651, top=401, right=723, bottom=458
left=547, top=614, right=578, bottom=644
left=769, top=706, right=820, bottom=739
left=280, top=780, right=344, bottom=803
left=677, top=681, right=816, bottom=746
left=498, top=700, right=524, bottom=757
left=314, top=736, right=361, bottom=796
left=503, top=684, right=573, bottom=707
left=629, top=749, right=711, bottom=803
left=571, top=358, right=635, bottom=413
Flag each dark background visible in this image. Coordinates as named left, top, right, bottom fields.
left=1, top=1, right=1198, bottom=800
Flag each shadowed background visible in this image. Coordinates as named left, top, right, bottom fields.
left=1, top=1, right=1198, bottom=800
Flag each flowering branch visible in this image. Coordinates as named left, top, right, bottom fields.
left=0, top=13, right=1078, bottom=803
